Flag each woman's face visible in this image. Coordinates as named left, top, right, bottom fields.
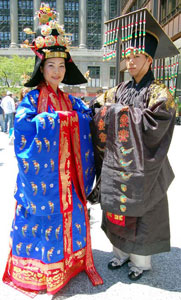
left=41, top=57, right=66, bottom=92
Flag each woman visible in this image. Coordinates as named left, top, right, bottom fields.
left=3, top=4, right=102, bottom=297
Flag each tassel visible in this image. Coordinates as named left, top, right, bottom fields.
left=142, top=10, right=146, bottom=54
left=121, top=17, right=125, bottom=58
left=138, top=11, right=142, bottom=53
left=134, top=13, right=138, bottom=55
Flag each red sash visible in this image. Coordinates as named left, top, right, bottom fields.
left=38, top=83, right=103, bottom=285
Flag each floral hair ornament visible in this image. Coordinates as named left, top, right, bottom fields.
left=22, top=3, right=87, bottom=87
left=21, top=2, right=71, bottom=55
left=36, top=2, right=57, bottom=24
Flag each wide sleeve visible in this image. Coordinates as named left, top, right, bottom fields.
left=93, top=84, right=176, bottom=217
left=68, top=94, right=92, bottom=115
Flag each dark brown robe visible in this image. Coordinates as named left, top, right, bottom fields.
left=90, top=70, right=176, bottom=255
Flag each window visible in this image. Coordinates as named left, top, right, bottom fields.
left=0, top=1, right=10, bottom=48
left=87, top=66, right=100, bottom=87
left=18, top=0, right=33, bottom=44
left=64, top=0, right=79, bottom=47
left=130, top=0, right=147, bottom=11
left=160, top=0, right=167, bottom=21
left=160, top=0, right=180, bottom=24
left=110, top=67, right=116, bottom=87
left=87, top=0, right=102, bottom=49
left=176, top=54, right=181, bottom=98
left=0, top=31, right=10, bottom=47
left=168, top=0, right=177, bottom=13
left=48, top=1, right=56, bottom=9
left=109, top=0, right=118, bottom=19
left=0, top=0, right=10, bottom=9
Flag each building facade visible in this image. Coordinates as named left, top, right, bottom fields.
left=0, top=0, right=180, bottom=98
left=0, top=0, right=120, bottom=98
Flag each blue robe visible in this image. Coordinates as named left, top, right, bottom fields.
left=3, top=89, right=102, bottom=296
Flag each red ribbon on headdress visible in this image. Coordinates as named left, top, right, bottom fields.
left=31, top=47, right=45, bottom=60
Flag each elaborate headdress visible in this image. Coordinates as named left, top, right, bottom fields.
left=21, top=3, right=87, bottom=87
left=103, top=8, right=179, bottom=95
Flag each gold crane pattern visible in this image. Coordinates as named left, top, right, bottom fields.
left=31, top=182, right=38, bottom=195
left=85, top=150, right=90, bottom=162
left=16, top=204, right=23, bottom=216
left=45, top=226, right=53, bottom=241
left=47, top=247, right=54, bottom=261
left=32, top=224, right=39, bottom=237
left=20, top=135, right=27, bottom=150
left=35, top=138, right=42, bottom=152
left=48, top=116, right=55, bottom=129
left=50, top=159, right=55, bottom=172
left=22, top=224, right=28, bottom=237
left=75, top=223, right=81, bottom=234
left=48, top=201, right=54, bottom=213
left=85, top=168, right=89, bottom=180
left=33, top=160, right=40, bottom=174
left=55, top=225, right=61, bottom=240
left=30, top=202, right=37, bottom=214
left=78, top=203, right=83, bottom=213
left=38, top=116, right=46, bottom=129
left=44, top=137, right=50, bottom=152
left=26, top=243, right=33, bottom=255
left=76, top=241, right=82, bottom=248
left=41, top=181, right=46, bottom=195
left=30, top=95, right=37, bottom=108
left=22, top=159, right=29, bottom=173
left=16, top=242, right=23, bottom=255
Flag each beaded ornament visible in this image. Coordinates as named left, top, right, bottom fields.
left=103, top=8, right=179, bottom=96
left=21, top=3, right=71, bottom=52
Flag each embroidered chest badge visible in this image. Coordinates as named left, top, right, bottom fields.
left=98, top=119, right=105, bottom=130
left=120, top=114, right=129, bottom=127
left=118, top=129, right=129, bottom=142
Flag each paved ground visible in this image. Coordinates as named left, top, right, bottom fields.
left=0, top=126, right=181, bottom=300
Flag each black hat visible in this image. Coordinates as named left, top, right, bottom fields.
left=103, top=8, right=179, bottom=60
left=130, top=31, right=158, bottom=59
left=22, top=3, right=87, bottom=87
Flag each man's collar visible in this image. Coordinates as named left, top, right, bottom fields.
left=132, top=69, right=154, bottom=90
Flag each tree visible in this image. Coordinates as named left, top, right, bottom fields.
left=0, top=55, right=34, bottom=88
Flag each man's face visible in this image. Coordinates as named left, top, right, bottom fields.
left=125, top=51, right=152, bottom=83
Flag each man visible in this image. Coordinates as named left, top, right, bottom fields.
left=90, top=8, right=178, bottom=281
left=1, top=91, right=15, bottom=133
